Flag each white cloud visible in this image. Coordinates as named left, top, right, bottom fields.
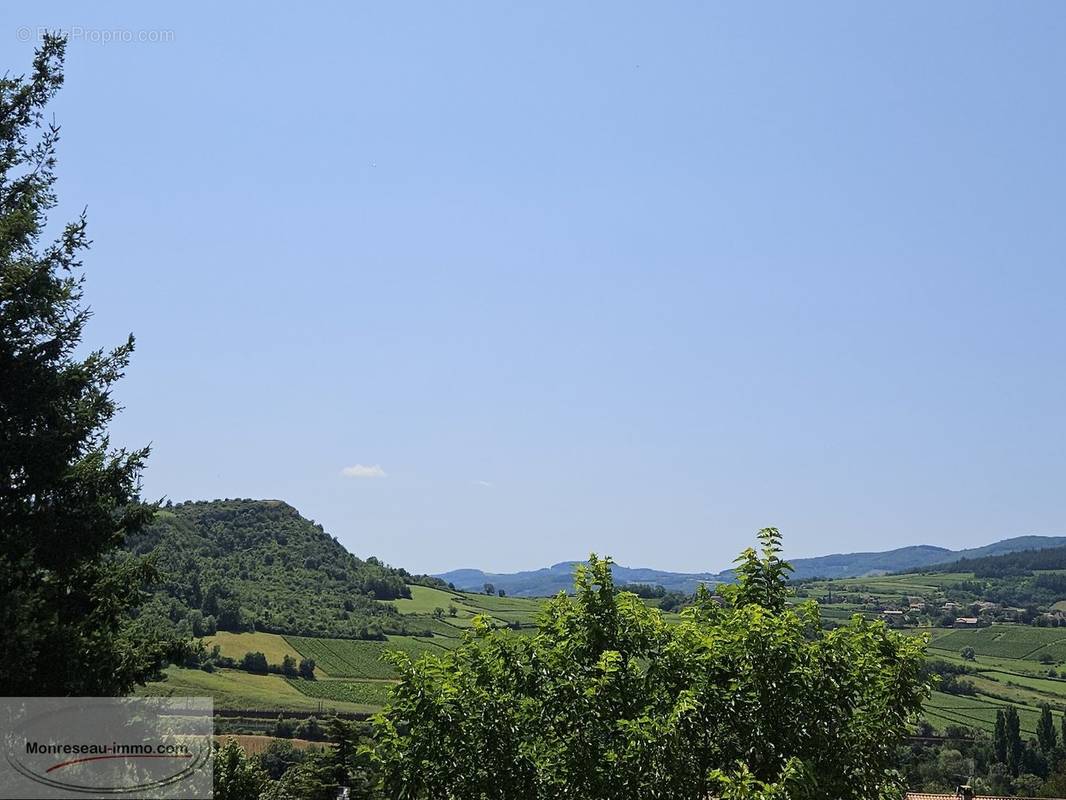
left=341, top=464, right=387, bottom=479
left=473, top=479, right=494, bottom=488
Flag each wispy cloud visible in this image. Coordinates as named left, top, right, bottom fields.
left=341, top=464, right=387, bottom=479
left=473, top=479, right=494, bottom=488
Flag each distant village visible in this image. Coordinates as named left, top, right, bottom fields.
left=796, top=585, right=1066, bottom=629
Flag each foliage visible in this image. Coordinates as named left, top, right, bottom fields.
left=272, top=715, right=296, bottom=739
left=213, top=739, right=267, bottom=800
left=923, top=659, right=976, bottom=697
left=256, top=739, right=308, bottom=781
left=0, top=34, right=183, bottom=695
left=295, top=715, right=326, bottom=741
left=262, top=749, right=339, bottom=800
left=240, top=651, right=269, bottom=673
left=999, top=706, right=1024, bottom=776
left=1038, top=703, right=1058, bottom=755
left=619, top=583, right=668, bottom=598
left=723, top=527, right=792, bottom=613
left=902, top=713, right=1066, bottom=795
left=124, top=499, right=419, bottom=638
left=372, top=530, right=931, bottom=799
left=935, top=545, right=1066, bottom=579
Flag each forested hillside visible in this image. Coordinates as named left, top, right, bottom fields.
left=921, top=543, right=1066, bottom=578
left=125, top=499, right=437, bottom=639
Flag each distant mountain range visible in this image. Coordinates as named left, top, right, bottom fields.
left=435, top=535, right=1066, bottom=596
left=437, top=563, right=724, bottom=598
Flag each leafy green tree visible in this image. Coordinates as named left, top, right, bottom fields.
left=263, top=749, right=338, bottom=800
left=217, top=596, right=246, bottom=631
left=281, top=653, right=298, bottom=677
left=961, top=646, right=976, bottom=661
left=0, top=33, right=181, bottom=695
left=295, top=715, right=325, bottom=741
left=483, top=582, right=495, bottom=596
left=722, top=527, right=792, bottom=613
left=256, top=739, right=307, bottom=781
left=298, top=656, right=316, bottom=679
left=273, top=714, right=296, bottom=739
left=372, top=528, right=931, bottom=799
left=1013, top=773, right=1044, bottom=796
left=213, top=739, right=267, bottom=800
left=433, top=606, right=445, bottom=620
left=240, top=651, right=269, bottom=673
left=1038, top=703, right=1058, bottom=754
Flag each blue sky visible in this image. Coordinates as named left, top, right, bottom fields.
left=7, top=3, right=1066, bottom=573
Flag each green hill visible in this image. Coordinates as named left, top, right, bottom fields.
left=917, top=541, right=1066, bottom=577
left=126, top=499, right=437, bottom=640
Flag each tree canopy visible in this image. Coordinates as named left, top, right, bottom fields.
left=372, top=528, right=931, bottom=799
left=125, top=499, right=423, bottom=639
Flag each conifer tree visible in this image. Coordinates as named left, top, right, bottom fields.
left=1038, top=703, right=1058, bottom=754
left=0, top=34, right=179, bottom=694
left=994, top=709, right=1008, bottom=764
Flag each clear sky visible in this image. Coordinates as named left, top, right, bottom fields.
left=6, top=3, right=1066, bottom=574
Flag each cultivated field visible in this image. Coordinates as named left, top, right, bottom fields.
left=284, top=634, right=449, bottom=679
left=930, top=626, right=1066, bottom=660
left=924, top=691, right=1044, bottom=737
left=285, top=677, right=395, bottom=706
left=136, top=666, right=378, bottom=714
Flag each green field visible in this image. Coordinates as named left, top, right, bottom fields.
left=394, top=586, right=541, bottom=627
left=926, top=648, right=1059, bottom=679
left=390, top=585, right=468, bottom=614
left=924, top=691, right=1044, bottom=737
left=389, top=586, right=542, bottom=648
left=285, top=678, right=395, bottom=706
left=205, top=631, right=307, bottom=665
left=285, top=635, right=450, bottom=679
left=136, top=666, right=378, bottom=714
left=927, top=625, right=1066, bottom=660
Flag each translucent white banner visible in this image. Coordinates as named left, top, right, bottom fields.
left=0, top=697, right=212, bottom=798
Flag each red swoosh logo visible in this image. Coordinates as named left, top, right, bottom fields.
left=46, top=754, right=192, bottom=773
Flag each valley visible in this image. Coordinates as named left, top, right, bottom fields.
left=128, top=499, right=1066, bottom=741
